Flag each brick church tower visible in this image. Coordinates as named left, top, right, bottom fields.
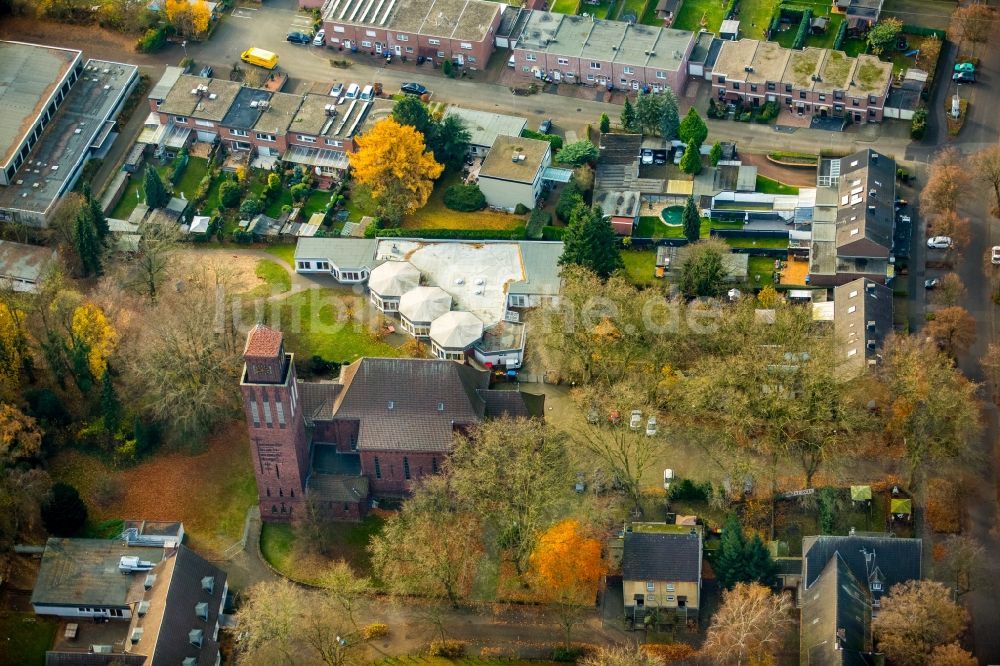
left=240, top=325, right=310, bottom=521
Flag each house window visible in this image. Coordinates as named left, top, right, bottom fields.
left=666, top=583, right=675, bottom=592
left=333, top=26, right=345, bottom=33
left=194, top=120, right=213, bottom=128
left=365, top=30, right=376, bottom=37
left=428, top=38, right=440, bottom=45
left=868, top=95, right=877, bottom=104
left=256, top=133, right=276, bottom=142
left=374, top=456, right=381, bottom=479
left=174, top=116, right=188, bottom=124
left=405, top=47, right=414, bottom=53
left=785, top=83, right=792, bottom=93
left=275, top=399, right=285, bottom=427
left=557, top=57, right=569, bottom=65
left=468, top=56, right=476, bottom=63
left=868, top=108, right=876, bottom=117
left=297, top=135, right=316, bottom=143
left=620, top=78, right=627, bottom=85
left=818, top=94, right=826, bottom=101
left=279, top=488, right=283, bottom=497
left=361, top=40, right=372, bottom=48
left=460, top=42, right=472, bottom=50
left=767, top=82, right=775, bottom=91
left=396, top=34, right=408, bottom=41
left=403, top=457, right=411, bottom=480
left=297, top=261, right=311, bottom=270
left=526, top=54, right=537, bottom=61
left=853, top=98, right=860, bottom=106
left=871, top=581, right=882, bottom=591
left=262, top=394, right=272, bottom=426
left=587, top=74, right=594, bottom=81
left=590, top=62, right=601, bottom=70
left=799, top=90, right=807, bottom=99
left=834, top=90, right=844, bottom=100
left=717, top=75, right=726, bottom=84
left=325, top=139, right=343, bottom=147
left=646, top=582, right=655, bottom=592
left=655, top=71, right=666, bottom=79
left=624, top=66, right=634, bottom=74
left=732, top=82, right=740, bottom=90
left=437, top=51, right=446, bottom=58
left=432, top=457, right=438, bottom=473
left=231, top=129, right=249, bottom=137
left=848, top=305, right=857, bottom=314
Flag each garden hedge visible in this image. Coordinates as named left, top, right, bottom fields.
left=374, top=227, right=527, bottom=240
left=792, top=9, right=812, bottom=49
left=902, top=25, right=945, bottom=39
left=833, top=18, right=848, bottom=50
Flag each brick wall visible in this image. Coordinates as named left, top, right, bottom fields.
left=360, top=450, right=443, bottom=495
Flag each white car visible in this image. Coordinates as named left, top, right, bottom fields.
left=992, top=246, right=1000, bottom=264
left=313, top=29, right=325, bottom=46
left=645, top=416, right=657, bottom=437
left=927, top=236, right=953, bottom=249
left=663, top=468, right=674, bottom=491
left=641, top=149, right=654, bottom=165
left=629, top=410, right=642, bottom=430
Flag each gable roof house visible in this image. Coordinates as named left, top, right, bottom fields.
left=622, top=528, right=703, bottom=624
left=800, top=553, right=875, bottom=666
left=33, top=537, right=227, bottom=666
left=833, top=278, right=892, bottom=376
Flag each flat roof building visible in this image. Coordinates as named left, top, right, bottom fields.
left=0, top=240, right=57, bottom=292
left=478, top=134, right=552, bottom=211
left=0, top=43, right=138, bottom=227
left=443, top=107, right=528, bottom=156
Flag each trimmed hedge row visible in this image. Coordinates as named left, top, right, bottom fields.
left=542, top=226, right=567, bottom=240
left=792, top=9, right=812, bottom=50
left=373, top=226, right=527, bottom=240
left=833, top=18, right=848, bottom=50
left=902, top=24, right=945, bottom=39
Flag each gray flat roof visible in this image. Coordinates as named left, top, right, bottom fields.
left=222, top=87, right=271, bottom=129
left=254, top=91, right=303, bottom=134
left=148, top=65, right=184, bottom=102
left=444, top=107, right=527, bottom=149
left=0, top=58, right=138, bottom=219
left=0, top=240, right=56, bottom=283
left=159, top=74, right=241, bottom=122
left=479, top=134, right=549, bottom=183
left=296, top=237, right=379, bottom=267
left=325, top=0, right=501, bottom=42
left=0, top=41, right=80, bottom=168
left=32, top=538, right=165, bottom=608
left=510, top=240, right=564, bottom=295
left=290, top=95, right=393, bottom=139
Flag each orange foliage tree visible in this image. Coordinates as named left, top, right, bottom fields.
left=190, top=0, right=211, bottom=35
left=349, top=117, right=443, bottom=225
left=919, top=148, right=963, bottom=217
left=529, top=519, right=607, bottom=648
left=925, top=306, right=977, bottom=359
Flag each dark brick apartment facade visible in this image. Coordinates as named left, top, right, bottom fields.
left=240, top=325, right=541, bottom=521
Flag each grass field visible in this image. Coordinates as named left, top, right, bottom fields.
left=621, top=249, right=658, bottom=286
left=260, top=516, right=385, bottom=582
left=747, top=255, right=778, bottom=286
left=264, top=187, right=331, bottom=221
left=402, top=174, right=525, bottom=231
left=617, top=0, right=648, bottom=20
left=722, top=235, right=789, bottom=249
left=550, top=0, right=579, bottom=12
left=267, top=244, right=297, bottom=267
left=0, top=613, right=58, bottom=666
left=673, top=0, right=729, bottom=32
left=265, top=289, right=401, bottom=362
left=49, top=422, right=257, bottom=557
left=756, top=175, right=800, bottom=195
left=738, top=0, right=780, bottom=39
left=634, top=216, right=742, bottom=239
left=253, top=259, right=292, bottom=296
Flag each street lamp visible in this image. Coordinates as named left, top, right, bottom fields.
left=182, top=40, right=188, bottom=60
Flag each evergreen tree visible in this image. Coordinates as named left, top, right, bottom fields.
left=620, top=98, right=637, bottom=133
left=659, top=88, right=680, bottom=140
left=682, top=195, right=700, bottom=242
left=81, top=183, right=109, bottom=240
left=679, top=107, right=709, bottom=147
left=74, top=208, right=102, bottom=277
left=744, top=534, right=777, bottom=587
left=599, top=112, right=611, bottom=134
left=710, top=141, right=723, bottom=167
left=715, top=514, right=748, bottom=589
left=635, top=92, right=665, bottom=135
left=42, top=482, right=88, bottom=537
left=391, top=94, right=434, bottom=137
left=679, top=142, right=702, bottom=175
left=559, top=205, right=623, bottom=281
left=100, top=369, right=121, bottom=434
left=143, top=165, right=169, bottom=208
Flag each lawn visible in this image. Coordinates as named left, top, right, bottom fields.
left=108, top=158, right=210, bottom=220
left=738, top=0, right=780, bottom=40
left=672, top=0, right=729, bottom=33
left=722, top=235, right=789, bottom=249
left=267, top=243, right=297, bottom=267
left=616, top=0, right=649, bottom=20
left=265, top=187, right=332, bottom=220
left=172, top=156, right=209, bottom=200
left=621, top=249, right=657, bottom=286
left=550, top=0, right=579, bottom=12
left=747, top=255, right=778, bottom=286
left=756, top=175, right=800, bottom=195
left=260, top=516, right=385, bottom=582
left=580, top=0, right=616, bottom=18
left=842, top=37, right=867, bottom=57
left=805, top=13, right=843, bottom=49
left=264, top=289, right=401, bottom=362
left=253, top=259, right=292, bottom=296
left=48, top=421, right=257, bottom=557
left=402, top=174, right=525, bottom=231
left=0, top=612, right=58, bottom=666
left=635, top=216, right=742, bottom=239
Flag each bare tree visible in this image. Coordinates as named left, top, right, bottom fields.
left=580, top=645, right=663, bottom=666
left=948, top=3, right=996, bottom=56
left=929, top=273, right=966, bottom=308
left=874, top=580, right=969, bottom=666
left=316, top=560, right=371, bottom=631
left=920, top=148, right=964, bottom=217
left=122, top=222, right=180, bottom=302
left=936, top=534, right=986, bottom=598
left=0, top=467, right=51, bottom=551
left=970, top=142, right=1000, bottom=216
left=702, top=582, right=793, bottom=665
left=926, top=306, right=977, bottom=358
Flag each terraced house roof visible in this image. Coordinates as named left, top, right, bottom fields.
left=324, top=0, right=502, bottom=42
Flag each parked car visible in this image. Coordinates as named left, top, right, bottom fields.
left=663, top=468, right=674, bottom=491
left=629, top=410, right=642, bottom=430
left=400, top=82, right=427, bottom=96
left=343, top=83, right=360, bottom=100
left=198, top=65, right=213, bottom=78
left=645, top=416, right=657, bottom=437
left=992, top=246, right=1000, bottom=265
left=954, top=62, right=975, bottom=73
left=924, top=278, right=940, bottom=289
left=953, top=71, right=976, bottom=83
left=641, top=148, right=654, bottom=165
left=329, top=82, right=344, bottom=98
left=287, top=31, right=311, bottom=44
left=313, top=29, right=325, bottom=46
left=898, top=214, right=912, bottom=224
left=927, top=236, right=953, bottom=249
left=653, top=150, right=667, bottom=165
left=538, top=118, right=552, bottom=134
left=360, top=84, right=374, bottom=101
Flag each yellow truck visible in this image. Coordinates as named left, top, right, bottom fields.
left=240, top=48, right=279, bottom=70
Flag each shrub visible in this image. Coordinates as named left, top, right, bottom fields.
left=219, top=180, right=241, bottom=208
left=793, top=9, right=812, bottom=49
left=910, top=107, right=928, bottom=140
left=542, top=226, right=567, bottom=240
left=42, top=483, right=88, bottom=537
left=441, top=59, right=454, bottom=77
left=290, top=182, right=310, bottom=204
left=833, top=18, right=848, bottom=49
left=739, top=111, right=752, bottom=122
left=514, top=203, right=530, bottom=215
left=362, top=623, right=388, bottom=640
left=239, top=198, right=263, bottom=218
left=521, top=128, right=564, bottom=152
left=169, top=151, right=189, bottom=185
left=642, top=643, right=697, bottom=662
left=556, top=180, right=585, bottom=222
left=816, top=487, right=839, bottom=534
left=526, top=207, right=552, bottom=239
left=232, top=229, right=253, bottom=244
left=926, top=478, right=961, bottom=533
left=669, top=478, right=712, bottom=502
left=551, top=648, right=585, bottom=662
left=136, top=25, right=168, bottom=53
left=428, top=640, right=466, bottom=657
left=442, top=183, right=486, bottom=211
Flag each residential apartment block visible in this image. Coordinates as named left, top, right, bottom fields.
left=712, top=39, right=892, bottom=123
left=322, top=0, right=504, bottom=67
left=510, top=11, right=694, bottom=93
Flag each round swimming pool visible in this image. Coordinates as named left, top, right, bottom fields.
left=661, top=205, right=684, bottom=225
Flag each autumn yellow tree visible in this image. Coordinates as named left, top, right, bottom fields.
left=70, top=303, right=118, bottom=380
left=0, top=403, right=42, bottom=465
left=349, top=117, right=443, bottom=225
left=190, top=0, right=211, bottom=36
left=0, top=303, right=27, bottom=399
left=164, top=0, right=195, bottom=37
left=530, top=519, right=607, bottom=648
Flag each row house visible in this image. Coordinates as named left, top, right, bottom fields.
left=511, top=12, right=694, bottom=94
left=322, top=0, right=503, bottom=68
left=155, top=75, right=242, bottom=144
left=220, top=89, right=303, bottom=160
left=712, top=39, right=892, bottom=123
